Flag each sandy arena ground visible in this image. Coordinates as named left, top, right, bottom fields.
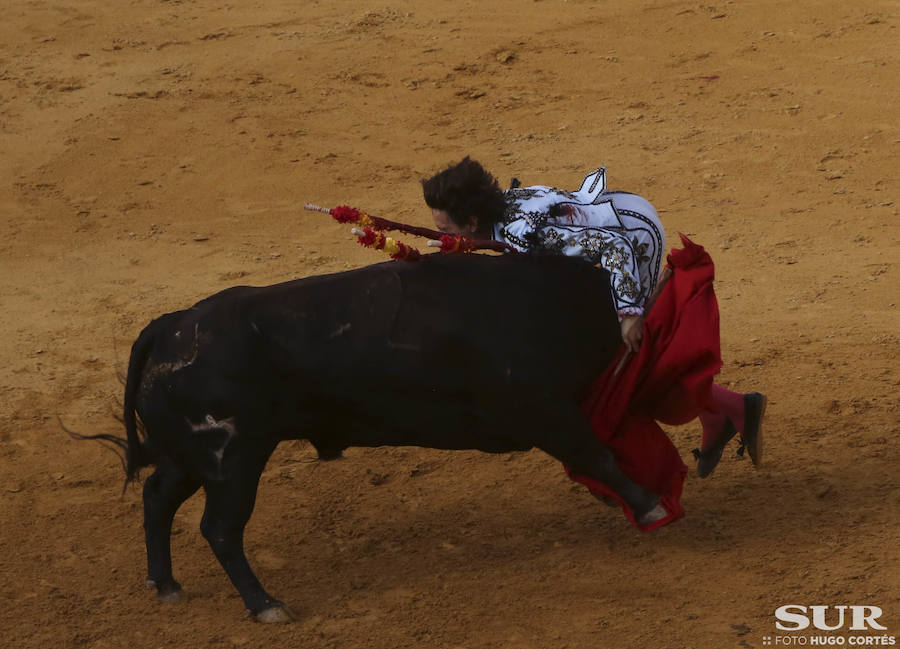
left=1, top=1, right=898, bottom=647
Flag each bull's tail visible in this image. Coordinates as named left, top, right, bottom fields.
left=64, top=320, right=159, bottom=490
left=122, top=321, right=159, bottom=483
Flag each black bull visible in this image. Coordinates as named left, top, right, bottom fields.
left=118, top=252, right=666, bottom=622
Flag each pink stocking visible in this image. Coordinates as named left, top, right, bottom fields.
left=698, top=384, right=745, bottom=447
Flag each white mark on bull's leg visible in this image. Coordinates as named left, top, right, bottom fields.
left=328, top=323, right=352, bottom=339
left=188, top=414, right=237, bottom=436
left=251, top=322, right=260, bottom=334
left=186, top=415, right=239, bottom=475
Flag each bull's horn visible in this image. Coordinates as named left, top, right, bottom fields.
left=427, top=240, right=442, bottom=247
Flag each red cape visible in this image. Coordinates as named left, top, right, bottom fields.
left=568, top=234, right=722, bottom=531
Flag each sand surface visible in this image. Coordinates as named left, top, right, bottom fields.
left=1, top=1, right=898, bottom=647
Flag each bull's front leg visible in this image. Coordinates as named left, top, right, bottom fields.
left=531, top=406, right=666, bottom=526
left=575, top=445, right=667, bottom=525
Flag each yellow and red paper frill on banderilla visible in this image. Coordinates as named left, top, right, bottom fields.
left=304, top=204, right=515, bottom=262
left=352, top=226, right=422, bottom=262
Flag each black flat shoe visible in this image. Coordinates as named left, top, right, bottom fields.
left=739, top=392, right=767, bottom=467
left=693, top=417, right=738, bottom=478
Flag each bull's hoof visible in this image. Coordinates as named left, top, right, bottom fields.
left=636, top=502, right=668, bottom=527
left=250, top=605, right=296, bottom=624
left=146, top=578, right=184, bottom=605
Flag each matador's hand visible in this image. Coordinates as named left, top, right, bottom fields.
left=620, top=315, right=644, bottom=354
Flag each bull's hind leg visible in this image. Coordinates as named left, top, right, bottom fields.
left=199, top=442, right=292, bottom=623
left=143, top=456, right=201, bottom=603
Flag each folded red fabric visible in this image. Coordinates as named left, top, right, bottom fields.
left=568, top=234, right=723, bottom=531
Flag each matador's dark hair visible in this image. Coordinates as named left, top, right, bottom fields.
left=421, top=157, right=507, bottom=232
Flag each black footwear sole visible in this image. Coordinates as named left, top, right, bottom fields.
left=693, top=417, right=738, bottom=479
left=741, top=392, right=767, bottom=467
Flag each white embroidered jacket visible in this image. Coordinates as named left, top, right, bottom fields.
left=493, top=168, right=666, bottom=318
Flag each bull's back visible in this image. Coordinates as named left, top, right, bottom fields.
left=139, top=254, right=619, bottom=391
left=241, top=254, right=621, bottom=396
